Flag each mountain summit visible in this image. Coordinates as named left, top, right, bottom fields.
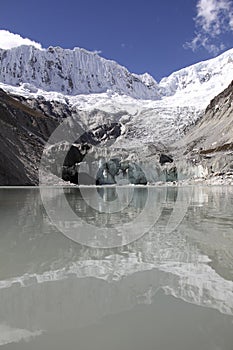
left=0, top=31, right=232, bottom=102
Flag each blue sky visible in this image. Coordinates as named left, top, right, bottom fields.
left=1, top=0, right=233, bottom=81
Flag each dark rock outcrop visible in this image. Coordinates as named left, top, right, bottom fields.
left=165, top=166, right=178, bottom=182
left=96, top=159, right=120, bottom=185
left=0, top=89, right=59, bottom=185
left=159, top=154, right=173, bottom=165
left=63, top=144, right=91, bottom=167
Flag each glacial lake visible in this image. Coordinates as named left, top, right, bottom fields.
left=0, top=186, right=233, bottom=350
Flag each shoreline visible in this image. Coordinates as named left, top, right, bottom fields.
left=0, top=173, right=233, bottom=189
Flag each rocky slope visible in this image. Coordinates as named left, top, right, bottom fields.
left=173, top=80, right=233, bottom=179
left=0, top=89, right=60, bottom=185
left=0, top=89, right=136, bottom=185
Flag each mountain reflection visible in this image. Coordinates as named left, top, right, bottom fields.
left=0, top=186, right=232, bottom=347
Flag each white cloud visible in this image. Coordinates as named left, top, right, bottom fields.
left=92, top=49, right=102, bottom=55
left=0, top=30, right=42, bottom=50
left=185, top=0, right=233, bottom=54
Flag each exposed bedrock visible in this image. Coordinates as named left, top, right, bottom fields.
left=172, top=80, right=233, bottom=180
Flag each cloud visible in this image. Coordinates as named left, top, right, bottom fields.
left=92, top=49, right=102, bottom=55
left=184, top=0, right=233, bottom=54
left=120, top=43, right=133, bottom=49
left=0, top=30, right=42, bottom=50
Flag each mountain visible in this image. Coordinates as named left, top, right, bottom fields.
left=0, top=41, right=232, bottom=104
left=0, top=32, right=232, bottom=185
left=0, top=186, right=232, bottom=327
left=0, top=89, right=59, bottom=185
left=0, top=45, right=159, bottom=99
left=173, top=80, right=233, bottom=179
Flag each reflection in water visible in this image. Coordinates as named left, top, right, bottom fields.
left=0, top=186, right=233, bottom=349
left=40, top=186, right=153, bottom=247
left=97, top=187, right=118, bottom=202
left=66, top=187, right=148, bottom=225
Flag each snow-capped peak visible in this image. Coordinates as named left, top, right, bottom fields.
left=0, top=30, right=43, bottom=50
left=0, top=30, right=232, bottom=104
left=0, top=36, right=160, bottom=99
left=133, top=72, right=158, bottom=87
left=159, top=48, right=233, bottom=97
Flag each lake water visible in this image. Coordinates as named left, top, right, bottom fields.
left=0, top=186, right=233, bottom=350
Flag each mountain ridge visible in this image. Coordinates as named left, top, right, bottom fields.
left=0, top=44, right=159, bottom=99
left=0, top=38, right=232, bottom=103
left=0, top=32, right=233, bottom=185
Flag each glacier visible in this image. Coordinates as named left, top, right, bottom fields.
left=0, top=32, right=233, bottom=185
left=0, top=42, right=232, bottom=149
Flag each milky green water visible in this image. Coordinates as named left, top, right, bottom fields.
left=0, top=186, right=232, bottom=350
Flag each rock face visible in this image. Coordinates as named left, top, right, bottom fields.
left=159, top=154, right=173, bottom=165
left=0, top=89, right=60, bottom=185
left=174, top=80, right=233, bottom=178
